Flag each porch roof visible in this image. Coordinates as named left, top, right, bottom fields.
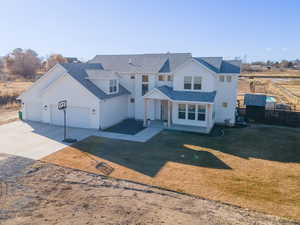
left=153, top=85, right=216, bottom=103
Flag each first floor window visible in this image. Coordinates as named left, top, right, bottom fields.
left=188, top=104, right=196, bottom=120
left=197, top=105, right=206, bottom=121
left=142, top=75, right=149, bottom=96
left=158, top=75, right=164, bottom=81
left=178, top=104, right=186, bottom=119
left=109, top=80, right=117, bottom=93
left=167, top=75, right=172, bottom=81
left=184, top=76, right=192, bottom=90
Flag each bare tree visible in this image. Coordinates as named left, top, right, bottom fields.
left=45, top=54, right=67, bottom=71
left=4, top=48, right=41, bottom=78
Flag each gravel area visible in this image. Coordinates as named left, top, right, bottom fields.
left=0, top=161, right=298, bottom=225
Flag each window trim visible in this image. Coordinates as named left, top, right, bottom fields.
left=177, top=103, right=206, bottom=121
left=142, top=75, right=149, bottom=96
left=109, top=79, right=118, bottom=94
left=184, top=76, right=192, bottom=90
left=184, top=76, right=202, bottom=91
left=178, top=104, right=186, bottom=119
left=226, top=76, right=232, bottom=82
left=193, top=76, right=202, bottom=90
left=219, top=75, right=225, bottom=82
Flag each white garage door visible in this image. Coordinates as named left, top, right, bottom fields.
left=26, top=103, right=42, bottom=121
left=50, top=105, right=91, bottom=128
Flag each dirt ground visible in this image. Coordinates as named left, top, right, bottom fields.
left=0, top=108, right=19, bottom=125
left=0, top=161, right=298, bottom=225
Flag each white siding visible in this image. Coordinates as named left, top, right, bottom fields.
left=100, top=95, right=129, bottom=129
left=24, top=102, right=42, bottom=121
left=214, top=74, right=238, bottom=124
left=41, top=74, right=100, bottom=129
left=172, top=102, right=208, bottom=127
left=173, top=60, right=216, bottom=92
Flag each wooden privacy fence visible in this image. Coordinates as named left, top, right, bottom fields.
left=237, top=107, right=300, bottom=127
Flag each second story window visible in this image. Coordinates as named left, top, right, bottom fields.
left=184, top=76, right=192, bottom=90
left=194, top=77, right=202, bottom=90
left=167, top=75, right=172, bottom=81
left=142, top=75, right=149, bottom=96
left=109, top=80, right=117, bottom=93
left=158, top=75, right=164, bottom=81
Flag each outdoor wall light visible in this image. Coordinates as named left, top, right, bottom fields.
left=92, top=109, right=96, bottom=114
left=44, top=105, right=48, bottom=111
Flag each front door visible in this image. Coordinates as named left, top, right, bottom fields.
left=161, top=100, right=168, bottom=121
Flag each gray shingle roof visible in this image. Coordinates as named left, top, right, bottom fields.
left=193, top=57, right=241, bottom=74
left=89, top=53, right=192, bottom=73
left=157, top=85, right=216, bottom=103
left=244, top=94, right=266, bottom=107
left=220, top=60, right=241, bottom=73
left=60, top=63, right=130, bottom=100
left=194, top=57, right=223, bottom=73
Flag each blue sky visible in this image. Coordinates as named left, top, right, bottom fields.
left=1, top=0, right=299, bottom=62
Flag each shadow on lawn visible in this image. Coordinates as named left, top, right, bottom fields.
left=73, top=135, right=232, bottom=177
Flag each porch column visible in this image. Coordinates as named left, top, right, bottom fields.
left=144, top=98, right=148, bottom=127
left=207, top=104, right=211, bottom=127
left=167, top=100, right=171, bottom=127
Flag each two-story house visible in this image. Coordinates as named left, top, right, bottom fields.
left=19, top=53, right=241, bottom=133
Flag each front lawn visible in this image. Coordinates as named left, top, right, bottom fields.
left=42, top=126, right=300, bottom=220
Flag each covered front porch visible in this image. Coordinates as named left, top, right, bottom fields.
left=143, top=86, right=216, bottom=134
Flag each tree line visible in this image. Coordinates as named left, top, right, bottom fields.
left=0, top=48, right=79, bottom=80
left=242, top=59, right=300, bottom=72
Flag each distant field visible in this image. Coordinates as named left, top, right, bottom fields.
left=0, top=81, right=33, bottom=109
left=242, top=69, right=300, bottom=77
left=0, top=81, right=33, bottom=95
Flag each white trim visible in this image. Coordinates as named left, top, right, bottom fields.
left=143, top=88, right=171, bottom=101
left=172, top=58, right=217, bottom=76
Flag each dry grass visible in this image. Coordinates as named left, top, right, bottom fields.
left=0, top=81, right=33, bottom=96
left=242, top=69, right=300, bottom=77
left=42, top=127, right=300, bottom=220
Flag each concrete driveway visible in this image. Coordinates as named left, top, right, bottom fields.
left=0, top=121, right=97, bottom=159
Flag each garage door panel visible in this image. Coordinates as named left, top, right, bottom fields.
left=26, top=103, right=42, bottom=121
left=50, top=105, right=90, bottom=128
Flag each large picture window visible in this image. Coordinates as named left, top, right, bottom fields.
left=142, top=75, right=149, bottom=96
left=184, top=76, right=192, bottom=90
left=188, top=104, right=196, bottom=120
left=109, top=80, right=117, bottom=93
left=197, top=105, right=206, bottom=121
left=194, top=77, right=202, bottom=90
left=178, top=104, right=186, bottom=119
left=177, top=103, right=206, bottom=121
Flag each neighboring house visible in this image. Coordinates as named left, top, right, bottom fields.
left=18, top=53, right=241, bottom=133
left=65, top=57, right=81, bottom=63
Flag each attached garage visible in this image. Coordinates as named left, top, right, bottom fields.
left=50, top=105, right=91, bottom=128
left=25, top=102, right=42, bottom=122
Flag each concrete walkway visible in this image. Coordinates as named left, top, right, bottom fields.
left=95, top=127, right=163, bottom=142
left=0, top=121, right=162, bottom=160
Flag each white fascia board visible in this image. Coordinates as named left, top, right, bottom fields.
left=143, top=88, right=171, bottom=100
